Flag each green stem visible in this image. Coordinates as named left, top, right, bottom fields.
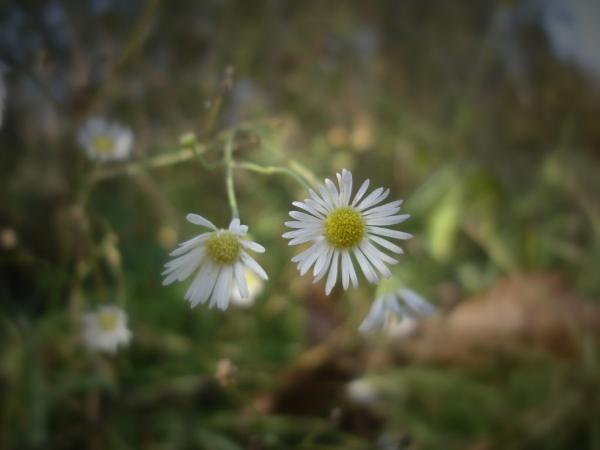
left=203, top=95, right=223, bottom=135
left=88, top=144, right=217, bottom=184
left=288, top=160, right=320, bottom=188
left=233, top=161, right=312, bottom=191
left=110, top=0, right=161, bottom=76
left=224, top=137, right=239, bottom=219
left=86, top=119, right=280, bottom=185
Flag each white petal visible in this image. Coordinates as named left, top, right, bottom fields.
left=292, top=201, right=326, bottom=219
left=282, top=221, right=323, bottom=232
left=313, top=247, right=333, bottom=281
left=228, top=218, right=241, bottom=232
left=192, top=263, right=221, bottom=307
left=324, top=179, right=341, bottom=207
left=341, top=250, right=350, bottom=289
left=186, top=214, right=218, bottom=230
left=353, top=248, right=379, bottom=283
left=211, top=266, right=233, bottom=310
left=234, top=262, right=249, bottom=299
left=358, top=297, right=386, bottom=333
left=313, top=248, right=333, bottom=284
left=368, top=235, right=405, bottom=254
left=240, top=251, right=268, bottom=280
left=289, top=211, right=322, bottom=223
left=325, top=251, right=340, bottom=295
left=399, top=288, right=436, bottom=316
left=360, top=241, right=392, bottom=278
left=342, top=251, right=359, bottom=288
left=186, top=262, right=218, bottom=306
left=282, top=228, right=321, bottom=239
left=291, top=240, right=322, bottom=264
left=169, top=233, right=210, bottom=256
left=305, top=197, right=331, bottom=216
left=362, top=200, right=403, bottom=217
left=288, top=234, right=321, bottom=246
left=297, top=241, right=327, bottom=275
left=362, top=240, right=398, bottom=265
left=163, top=245, right=205, bottom=269
left=184, top=265, right=208, bottom=304
left=163, top=252, right=203, bottom=285
left=367, top=226, right=413, bottom=240
left=319, top=184, right=336, bottom=210
left=351, top=179, right=371, bottom=207
left=162, top=247, right=204, bottom=283
left=340, top=169, right=353, bottom=205
left=365, top=214, right=410, bottom=227
left=357, top=188, right=390, bottom=211
left=241, top=239, right=265, bottom=253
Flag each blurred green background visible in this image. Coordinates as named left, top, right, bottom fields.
left=1, top=0, right=599, bottom=449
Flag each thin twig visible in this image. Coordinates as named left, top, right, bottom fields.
left=234, top=160, right=312, bottom=191
left=88, top=144, right=213, bottom=184
left=224, top=137, right=240, bottom=219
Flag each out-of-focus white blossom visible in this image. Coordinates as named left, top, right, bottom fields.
left=82, top=305, right=132, bottom=354
left=346, top=378, right=379, bottom=406
left=359, top=287, right=436, bottom=336
left=78, top=117, right=133, bottom=162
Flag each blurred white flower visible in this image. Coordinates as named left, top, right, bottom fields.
left=346, top=378, right=379, bottom=406
left=163, top=214, right=268, bottom=310
left=283, top=169, right=411, bottom=295
left=82, top=305, right=132, bottom=354
left=359, top=287, right=436, bottom=335
left=78, top=117, right=133, bottom=162
left=231, top=266, right=264, bottom=307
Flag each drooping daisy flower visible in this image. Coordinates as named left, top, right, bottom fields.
left=231, top=267, right=265, bottom=307
left=359, top=287, right=436, bottom=335
left=283, top=169, right=412, bottom=294
left=162, top=214, right=268, bottom=310
left=81, top=305, right=132, bottom=354
left=78, top=117, right=133, bottom=162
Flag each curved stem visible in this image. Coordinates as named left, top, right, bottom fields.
left=233, top=161, right=313, bottom=191
left=287, top=160, right=320, bottom=189
left=224, top=137, right=239, bottom=219
left=87, top=143, right=220, bottom=184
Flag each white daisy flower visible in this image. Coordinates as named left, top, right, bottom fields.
left=162, top=214, right=268, bottom=310
left=359, top=287, right=436, bottom=335
left=81, top=305, right=132, bottom=354
left=78, top=117, right=133, bottom=162
left=283, top=169, right=412, bottom=294
left=231, top=267, right=265, bottom=307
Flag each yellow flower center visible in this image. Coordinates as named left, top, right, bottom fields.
left=205, top=231, right=241, bottom=265
left=98, top=312, right=119, bottom=332
left=93, top=135, right=115, bottom=154
left=324, top=207, right=365, bottom=249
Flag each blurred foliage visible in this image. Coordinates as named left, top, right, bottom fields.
left=1, top=0, right=599, bottom=449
